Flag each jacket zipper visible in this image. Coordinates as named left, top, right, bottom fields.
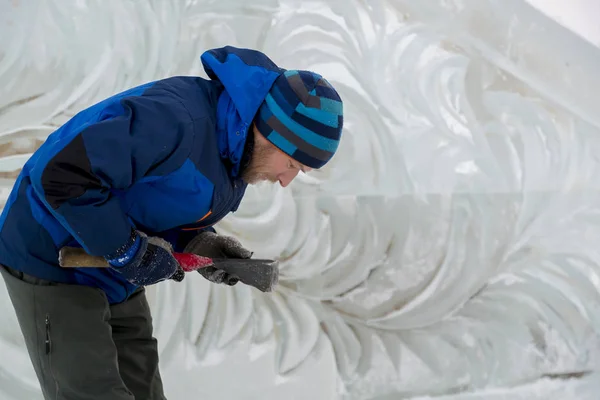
left=45, top=314, right=60, bottom=396
left=45, top=314, right=51, bottom=355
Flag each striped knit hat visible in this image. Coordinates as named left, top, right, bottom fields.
left=255, top=70, right=344, bottom=169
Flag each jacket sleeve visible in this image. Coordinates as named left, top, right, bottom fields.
left=29, top=92, right=197, bottom=257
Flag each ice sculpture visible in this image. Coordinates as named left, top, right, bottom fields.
left=1, top=0, right=600, bottom=399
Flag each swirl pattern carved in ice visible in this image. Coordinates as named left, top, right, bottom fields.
left=1, top=1, right=600, bottom=399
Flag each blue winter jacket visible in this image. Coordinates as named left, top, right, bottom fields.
left=0, top=46, right=284, bottom=303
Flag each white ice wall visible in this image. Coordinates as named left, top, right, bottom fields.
left=525, top=0, right=600, bottom=47
left=1, top=1, right=600, bottom=399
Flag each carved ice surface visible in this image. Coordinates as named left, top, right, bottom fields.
left=1, top=0, right=600, bottom=399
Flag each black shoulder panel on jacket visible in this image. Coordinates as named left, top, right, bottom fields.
left=41, top=134, right=102, bottom=210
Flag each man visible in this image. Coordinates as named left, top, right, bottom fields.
left=0, top=46, right=343, bottom=399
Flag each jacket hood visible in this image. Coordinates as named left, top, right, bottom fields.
left=200, top=46, right=285, bottom=176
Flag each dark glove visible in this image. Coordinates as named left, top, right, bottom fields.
left=183, top=230, right=252, bottom=286
left=105, top=230, right=181, bottom=286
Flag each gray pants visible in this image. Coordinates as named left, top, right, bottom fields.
left=0, top=265, right=166, bottom=400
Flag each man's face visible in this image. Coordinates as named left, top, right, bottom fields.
left=242, top=124, right=312, bottom=187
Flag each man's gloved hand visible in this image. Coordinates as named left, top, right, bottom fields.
left=105, top=230, right=181, bottom=286
left=183, top=230, right=252, bottom=286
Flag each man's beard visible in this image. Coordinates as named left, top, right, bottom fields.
left=241, top=137, right=278, bottom=185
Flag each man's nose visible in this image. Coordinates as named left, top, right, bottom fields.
left=278, top=169, right=299, bottom=187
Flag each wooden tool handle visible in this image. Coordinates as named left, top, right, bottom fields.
left=59, top=247, right=111, bottom=268
left=58, top=247, right=215, bottom=270
left=57, top=246, right=207, bottom=283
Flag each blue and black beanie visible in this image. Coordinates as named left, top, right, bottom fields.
left=255, top=70, right=344, bottom=169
